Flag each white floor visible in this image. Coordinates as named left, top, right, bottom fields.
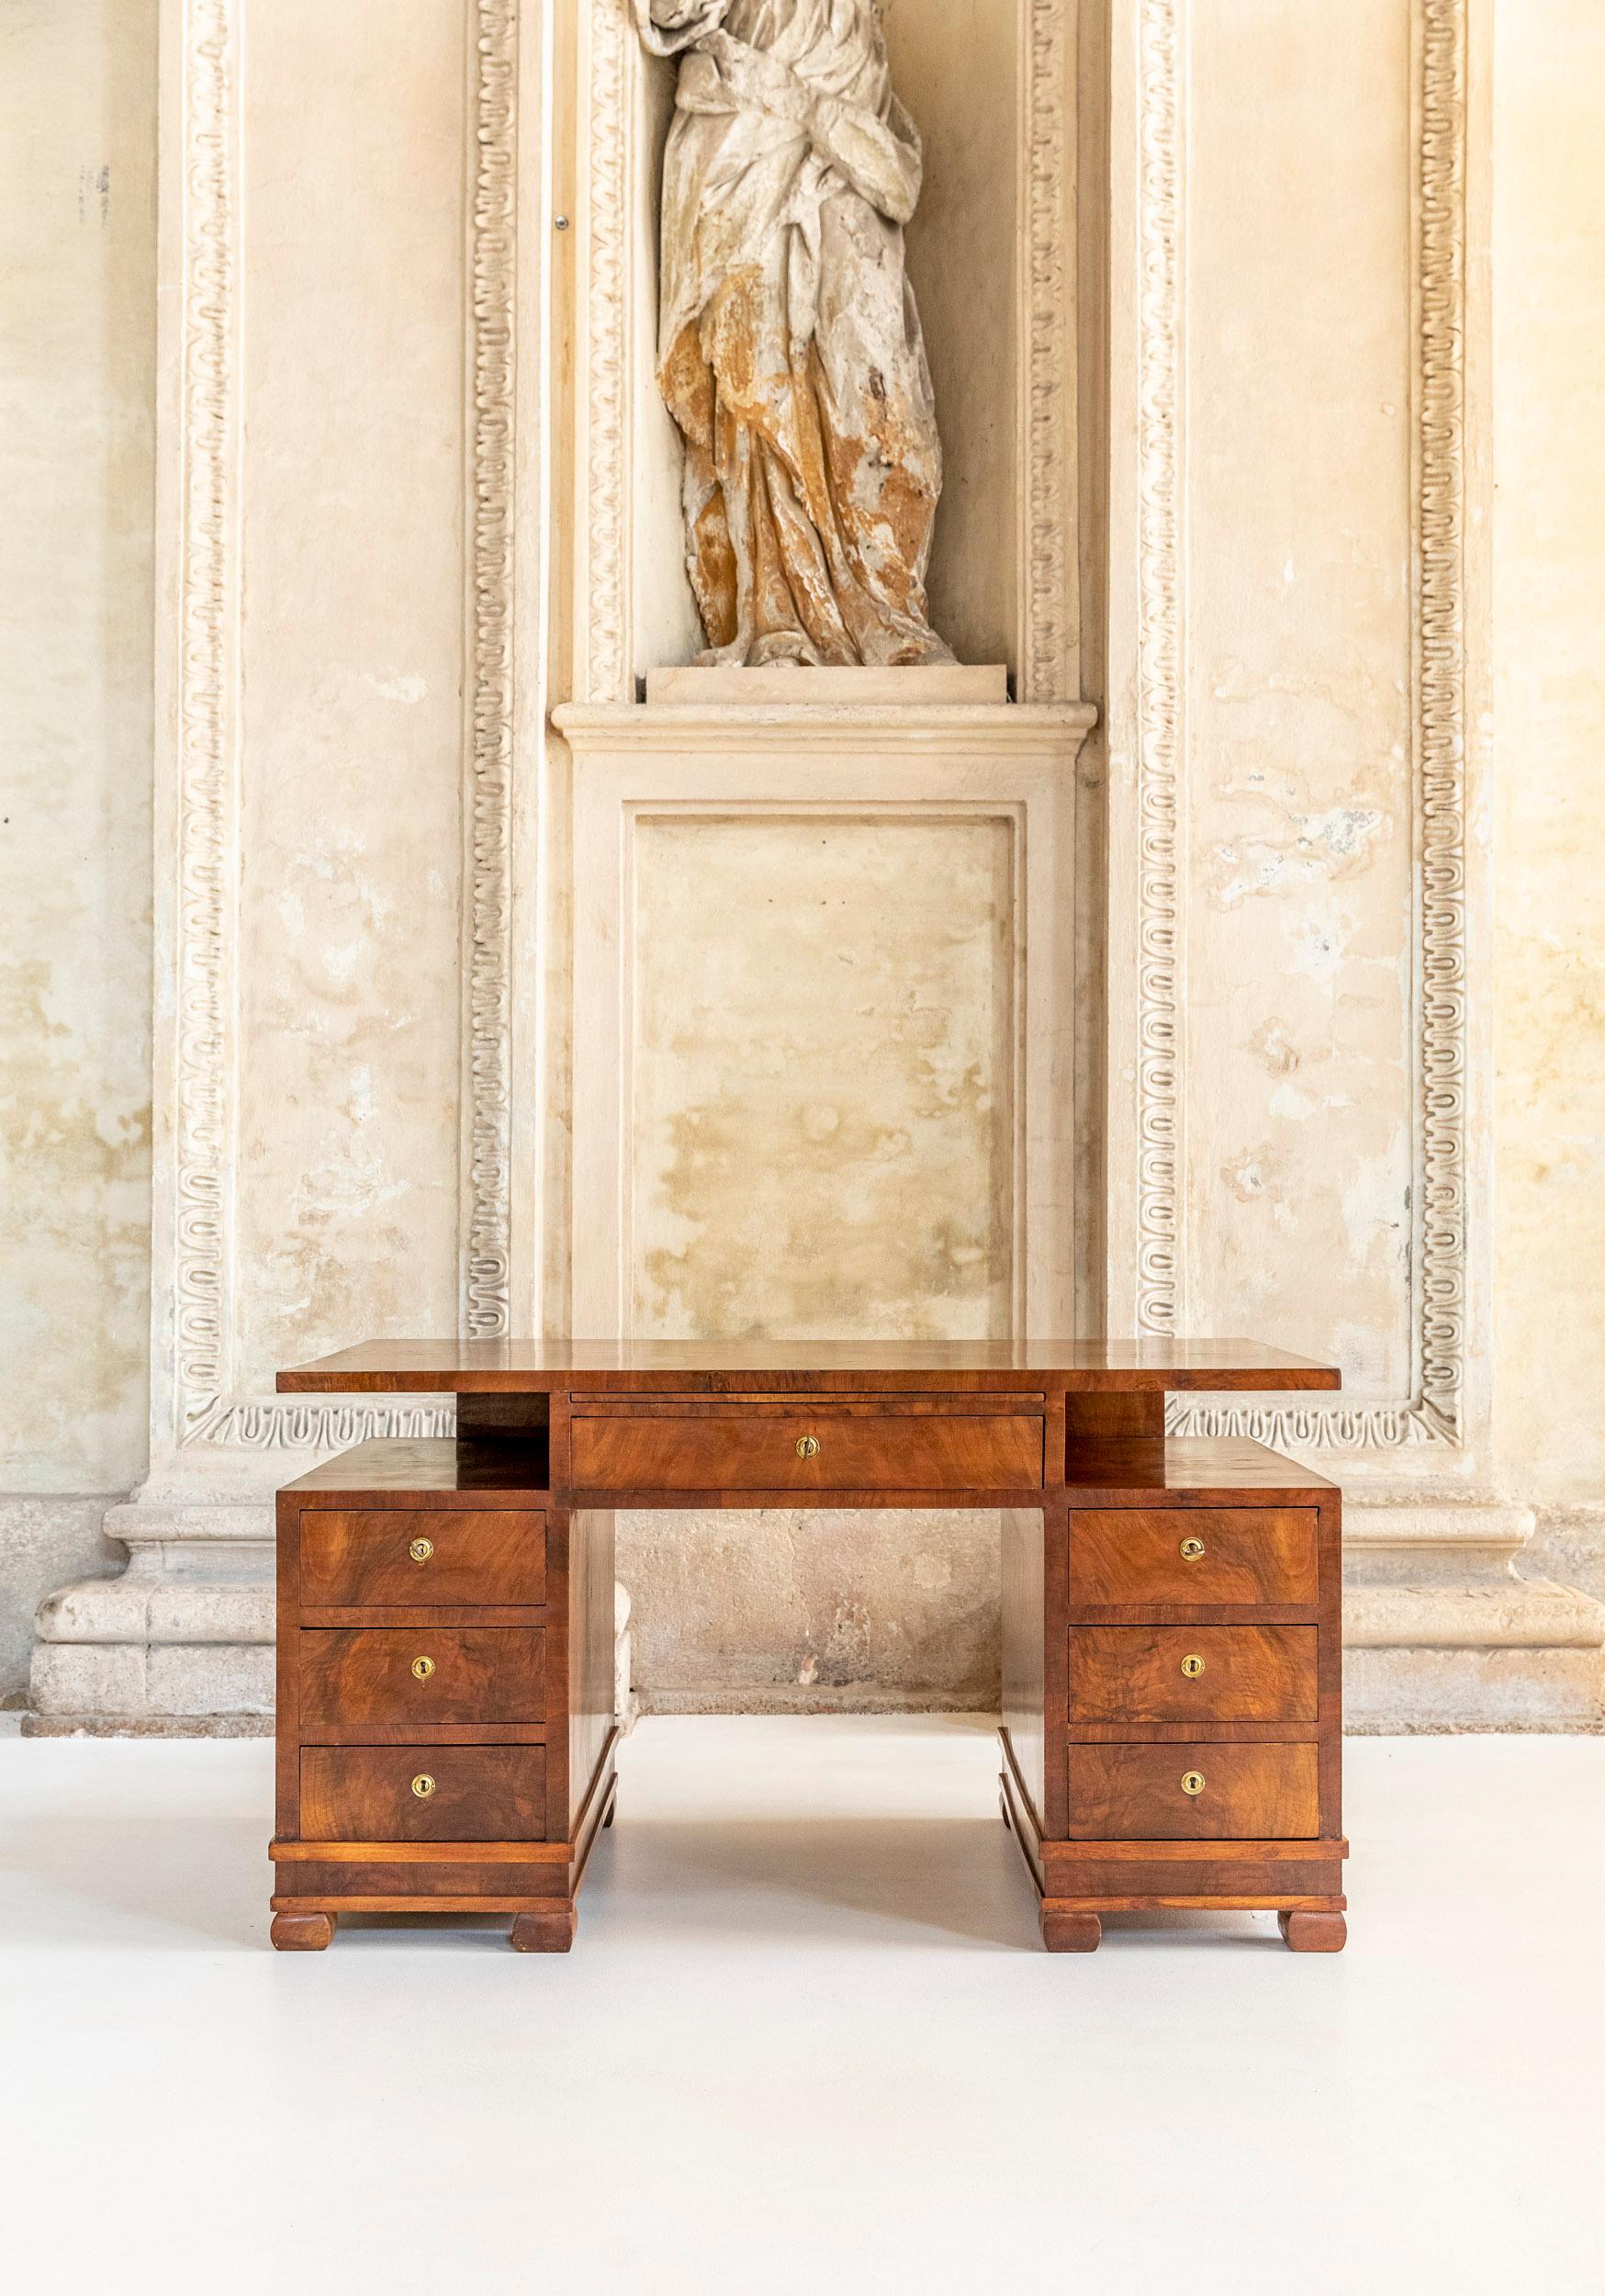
left=2, top=1719, right=1602, bottom=2295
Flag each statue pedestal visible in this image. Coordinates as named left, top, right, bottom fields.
left=645, top=663, right=1011, bottom=706
left=554, top=689, right=1096, bottom=1345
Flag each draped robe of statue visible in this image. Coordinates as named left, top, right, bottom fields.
left=637, top=0, right=953, bottom=668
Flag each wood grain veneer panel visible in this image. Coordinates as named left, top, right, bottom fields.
left=1068, top=1626, right=1319, bottom=1723
left=1068, top=1508, right=1319, bottom=1605
left=1066, top=1742, right=1319, bottom=1840
left=299, top=1745, right=547, bottom=1842
left=568, top=1410, right=1045, bottom=1493
left=568, top=1510, right=617, bottom=1833
left=275, top=1489, right=301, bottom=1838
left=298, top=1628, right=544, bottom=1726
left=300, top=1510, right=545, bottom=1607
left=1039, top=1847, right=1345, bottom=1903
left=276, top=1338, right=1342, bottom=1393
left=1000, top=1509, right=1049, bottom=1826
left=275, top=1860, right=569, bottom=1901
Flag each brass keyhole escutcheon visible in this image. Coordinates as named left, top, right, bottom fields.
left=410, top=1537, right=433, bottom=1564
left=411, top=1773, right=436, bottom=1799
left=795, top=1435, right=821, bottom=1460
left=1179, top=1536, right=1206, bottom=1563
left=1181, top=1654, right=1206, bottom=1680
left=1181, top=1771, right=1207, bottom=1798
left=411, top=1655, right=436, bottom=1682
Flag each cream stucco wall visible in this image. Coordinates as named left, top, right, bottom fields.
left=231, top=0, right=470, bottom=1396
left=1493, top=0, right=1605, bottom=1602
left=1178, top=0, right=1415, bottom=1394
left=0, top=0, right=156, bottom=1699
left=630, top=814, right=1016, bottom=1344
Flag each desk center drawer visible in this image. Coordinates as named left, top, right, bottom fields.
left=569, top=1404, right=1045, bottom=1494
left=298, top=1626, right=544, bottom=1725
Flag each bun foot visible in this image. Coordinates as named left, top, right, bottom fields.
left=511, top=1906, right=577, bottom=1953
left=1040, top=1907, right=1102, bottom=1953
left=271, top=1912, right=336, bottom=1953
left=1279, top=1910, right=1347, bottom=1953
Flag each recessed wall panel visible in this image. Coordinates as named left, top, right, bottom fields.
left=1184, top=0, right=1414, bottom=1395
left=629, top=814, right=1017, bottom=1341
left=234, top=0, right=468, bottom=1392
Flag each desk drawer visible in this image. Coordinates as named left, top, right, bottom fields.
left=1068, top=1509, right=1319, bottom=1607
left=1069, top=1626, right=1319, bottom=1724
left=299, top=1745, right=546, bottom=1842
left=299, top=1510, right=545, bottom=1609
left=1067, top=1742, right=1319, bottom=1840
left=569, top=1408, right=1044, bottom=1494
left=298, top=1627, right=544, bottom=1725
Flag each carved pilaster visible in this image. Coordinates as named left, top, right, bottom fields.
left=463, top=0, right=519, bottom=1342
left=1131, top=0, right=1185, bottom=1340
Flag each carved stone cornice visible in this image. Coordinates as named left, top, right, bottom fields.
left=554, top=701, right=1096, bottom=755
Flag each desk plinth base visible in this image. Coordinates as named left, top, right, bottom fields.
left=269, top=1757, right=618, bottom=1953
left=998, top=1744, right=1348, bottom=1953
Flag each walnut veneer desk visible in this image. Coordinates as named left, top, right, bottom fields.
left=269, top=1341, right=1347, bottom=1955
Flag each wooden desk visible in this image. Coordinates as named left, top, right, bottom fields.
left=269, top=1341, right=1347, bottom=1955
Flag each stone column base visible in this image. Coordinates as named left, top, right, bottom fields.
left=25, top=1502, right=274, bottom=1737
left=1344, top=1645, right=1605, bottom=1734
left=25, top=1698, right=275, bottom=1740
left=1341, top=1503, right=1605, bottom=1733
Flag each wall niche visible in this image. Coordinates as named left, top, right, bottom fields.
left=600, top=0, right=1076, bottom=697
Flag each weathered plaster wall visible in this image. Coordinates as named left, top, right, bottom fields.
left=1493, top=0, right=1605, bottom=1602
left=621, top=1506, right=1001, bottom=1713
left=1181, top=0, right=1414, bottom=1396
left=231, top=0, right=469, bottom=1396
left=631, top=815, right=1015, bottom=1343
left=0, top=0, right=156, bottom=1699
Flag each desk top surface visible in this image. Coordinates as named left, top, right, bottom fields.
left=277, top=1337, right=1341, bottom=1395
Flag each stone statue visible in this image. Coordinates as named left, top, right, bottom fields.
left=636, top=0, right=953, bottom=670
